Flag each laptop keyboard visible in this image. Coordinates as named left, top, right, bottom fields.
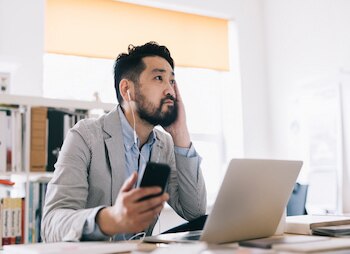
left=182, top=234, right=201, bottom=241
left=177, top=230, right=202, bottom=241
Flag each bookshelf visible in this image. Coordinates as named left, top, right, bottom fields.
left=0, top=94, right=115, bottom=245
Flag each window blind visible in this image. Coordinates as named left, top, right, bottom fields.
left=45, top=0, right=229, bottom=71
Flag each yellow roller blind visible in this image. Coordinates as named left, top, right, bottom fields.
left=45, top=0, right=229, bottom=71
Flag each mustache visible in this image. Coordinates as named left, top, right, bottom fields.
left=160, top=94, right=175, bottom=104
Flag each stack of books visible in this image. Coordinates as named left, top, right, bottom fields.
left=285, top=215, right=350, bottom=236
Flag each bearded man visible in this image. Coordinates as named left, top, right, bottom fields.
left=41, top=42, right=207, bottom=242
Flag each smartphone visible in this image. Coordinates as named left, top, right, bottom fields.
left=138, top=162, right=171, bottom=201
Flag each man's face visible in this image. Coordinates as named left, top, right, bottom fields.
left=134, top=56, right=178, bottom=127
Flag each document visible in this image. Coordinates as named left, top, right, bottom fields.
left=146, top=242, right=239, bottom=254
left=3, top=241, right=138, bottom=254
left=239, top=235, right=329, bottom=249
left=272, top=238, right=350, bottom=253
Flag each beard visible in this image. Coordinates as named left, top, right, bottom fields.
left=135, top=91, right=178, bottom=127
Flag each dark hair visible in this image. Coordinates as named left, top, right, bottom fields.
left=114, top=41, right=174, bottom=104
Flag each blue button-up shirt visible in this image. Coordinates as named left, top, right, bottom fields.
left=118, top=106, right=157, bottom=186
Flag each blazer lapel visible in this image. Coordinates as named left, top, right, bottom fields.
left=150, top=134, right=165, bottom=164
left=103, top=107, right=126, bottom=204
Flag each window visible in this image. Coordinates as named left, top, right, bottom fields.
left=44, top=0, right=242, bottom=205
left=286, top=74, right=350, bottom=214
left=45, top=0, right=229, bottom=71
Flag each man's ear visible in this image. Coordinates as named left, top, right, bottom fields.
left=119, top=79, right=132, bottom=102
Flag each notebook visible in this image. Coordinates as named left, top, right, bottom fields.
left=144, top=158, right=302, bottom=244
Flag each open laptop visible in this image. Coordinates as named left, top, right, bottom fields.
left=144, top=159, right=302, bottom=244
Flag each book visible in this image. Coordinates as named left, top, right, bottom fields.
left=32, top=181, right=40, bottom=242
left=0, top=107, right=25, bottom=173
left=312, top=224, right=350, bottom=237
left=0, top=197, right=24, bottom=246
left=3, top=241, right=138, bottom=254
left=239, top=235, right=329, bottom=249
left=285, top=215, right=350, bottom=235
left=46, top=108, right=86, bottom=171
left=9, top=198, right=16, bottom=244
left=30, top=107, right=48, bottom=172
left=21, top=198, right=25, bottom=244
left=27, top=182, right=35, bottom=243
left=5, top=110, right=12, bottom=172
left=14, top=197, right=23, bottom=244
left=0, top=110, right=7, bottom=172
left=11, top=109, right=24, bottom=172
left=27, top=180, right=49, bottom=243
left=1, top=197, right=11, bottom=245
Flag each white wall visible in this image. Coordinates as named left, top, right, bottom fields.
left=231, top=0, right=270, bottom=158
left=0, top=0, right=45, bottom=96
left=263, top=0, right=350, bottom=158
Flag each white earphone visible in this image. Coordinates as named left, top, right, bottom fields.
left=126, top=89, right=137, bottom=144
left=127, top=89, right=131, bottom=101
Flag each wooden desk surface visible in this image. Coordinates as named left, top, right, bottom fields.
left=2, top=237, right=350, bottom=254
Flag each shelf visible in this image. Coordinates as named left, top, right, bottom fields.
left=0, top=93, right=111, bottom=244
left=0, top=94, right=115, bottom=111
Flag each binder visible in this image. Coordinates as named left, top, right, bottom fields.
left=46, top=109, right=64, bottom=171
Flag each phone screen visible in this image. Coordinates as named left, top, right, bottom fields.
left=138, top=162, right=170, bottom=201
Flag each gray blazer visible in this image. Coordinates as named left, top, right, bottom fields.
left=41, top=107, right=207, bottom=242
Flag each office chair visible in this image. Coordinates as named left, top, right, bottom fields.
left=287, top=183, right=308, bottom=216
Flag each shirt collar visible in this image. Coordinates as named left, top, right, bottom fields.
left=117, top=105, right=157, bottom=151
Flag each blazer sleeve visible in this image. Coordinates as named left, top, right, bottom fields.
left=165, top=138, right=207, bottom=221
left=41, top=123, right=110, bottom=242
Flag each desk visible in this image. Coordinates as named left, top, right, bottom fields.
left=3, top=237, right=350, bottom=254
left=136, top=241, right=350, bottom=254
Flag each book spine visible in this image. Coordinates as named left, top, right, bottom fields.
left=21, top=197, right=25, bottom=244
left=13, top=110, right=23, bottom=172
left=9, top=198, right=16, bottom=245
left=0, top=196, right=2, bottom=247
left=14, top=198, right=22, bottom=244
left=0, top=110, right=7, bottom=173
left=2, top=198, right=11, bottom=245
left=32, top=182, right=39, bottom=242
left=27, top=182, right=33, bottom=243
left=5, top=111, right=12, bottom=172
left=10, top=110, right=17, bottom=172
left=30, top=107, right=48, bottom=172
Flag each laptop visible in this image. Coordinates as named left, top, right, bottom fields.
left=144, top=158, right=302, bottom=244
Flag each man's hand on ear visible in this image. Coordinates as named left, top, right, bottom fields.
left=164, top=83, right=191, bottom=148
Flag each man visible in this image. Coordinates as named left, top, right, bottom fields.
left=41, top=42, right=207, bottom=242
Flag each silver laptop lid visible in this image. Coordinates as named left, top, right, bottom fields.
left=201, top=159, right=302, bottom=244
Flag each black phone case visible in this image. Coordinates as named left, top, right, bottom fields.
left=139, top=162, right=170, bottom=201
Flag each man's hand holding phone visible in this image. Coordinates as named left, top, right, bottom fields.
left=138, top=162, right=171, bottom=201
left=96, top=165, right=170, bottom=236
